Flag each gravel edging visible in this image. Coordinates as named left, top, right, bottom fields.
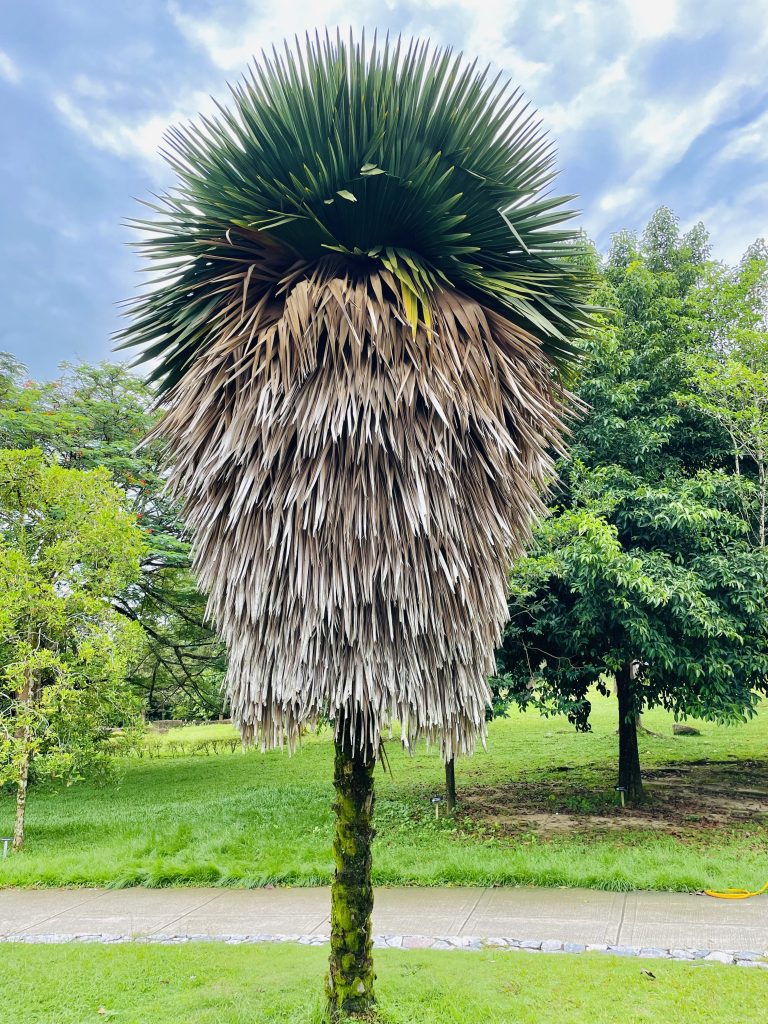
left=2, top=932, right=767, bottom=966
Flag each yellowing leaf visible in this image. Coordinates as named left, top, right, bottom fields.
left=400, top=282, right=419, bottom=337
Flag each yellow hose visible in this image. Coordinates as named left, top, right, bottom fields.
left=704, top=881, right=768, bottom=899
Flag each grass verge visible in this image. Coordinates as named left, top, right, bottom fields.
left=1, top=695, right=766, bottom=892
left=1, top=942, right=765, bottom=1024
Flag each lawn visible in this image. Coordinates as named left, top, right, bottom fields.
left=0, top=694, right=766, bottom=892
left=1, top=942, right=765, bottom=1024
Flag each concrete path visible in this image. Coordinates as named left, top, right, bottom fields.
left=1, top=886, right=766, bottom=956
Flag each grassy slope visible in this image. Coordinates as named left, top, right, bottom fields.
left=1, top=943, right=765, bottom=1024
left=0, top=695, right=766, bottom=892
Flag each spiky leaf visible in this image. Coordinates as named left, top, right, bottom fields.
left=119, top=32, right=594, bottom=393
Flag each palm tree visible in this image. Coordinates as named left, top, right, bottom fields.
left=120, top=33, right=593, bottom=1016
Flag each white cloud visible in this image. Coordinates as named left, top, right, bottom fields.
left=587, top=65, right=766, bottom=239
left=542, top=56, right=630, bottom=139
left=72, top=73, right=110, bottom=100
left=0, top=49, right=21, bottom=84
left=691, top=181, right=768, bottom=263
left=168, top=0, right=547, bottom=85
left=715, top=107, right=768, bottom=164
left=53, top=90, right=219, bottom=170
left=168, top=0, right=367, bottom=70
left=624, top=0, right=678, bottom=40
left=598, top=185, right=642, bottom=214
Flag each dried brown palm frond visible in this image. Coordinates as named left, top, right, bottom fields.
left=145, top=237, right=573, bottom=757
left=121, top=33, right=595, bottom=760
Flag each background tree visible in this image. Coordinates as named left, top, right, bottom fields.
left=120, top=35, right=593, bottom=1016
left=497, top=475, right=768, bottom=803
left=0, top=358, right=227, bottom=719
left=495, top=211, right=768, bottom=804
left=682, top=249, right=768, bottom=545
left=0, top=449, right=144, bottom=849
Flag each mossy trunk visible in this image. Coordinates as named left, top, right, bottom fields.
left=616, top=663, right=644, bottom=805
left=445, top=757, right=457, bottom=811
left=326, top=729, right=376, bottom=1018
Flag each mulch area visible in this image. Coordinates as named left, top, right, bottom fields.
left=456, top=759, right=768, bottom=838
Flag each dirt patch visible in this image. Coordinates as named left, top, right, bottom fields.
left=457, top=760, right=768, bottom=839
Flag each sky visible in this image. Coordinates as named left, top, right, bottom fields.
left=1, top=0, right=767, bottom=376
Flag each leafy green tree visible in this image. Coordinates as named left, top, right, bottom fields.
left=0, top=359, right=227, bottom=718
left=687, top=357, right=768, bottom=544
left=495, top=211, right=768, bottom=803
left=682, top=250, right=768, bottom=545
left=497, top=469, right=768, bottom=802
left=0, top=449, right=145, bottom=849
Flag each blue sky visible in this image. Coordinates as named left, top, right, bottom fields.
left=1, top=0, right=767, bottom=376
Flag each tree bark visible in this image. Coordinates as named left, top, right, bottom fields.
left=12, top=672, right=34, bottom=853
left=445, top=757, right=457, bottom=811
left=616, top=663, right=644, bottom=804
left=326, top=726, right=376, bottom=1018
left=12, top=748, right=30, bottom=853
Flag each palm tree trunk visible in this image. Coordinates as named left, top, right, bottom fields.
left=445, top=757, right=457, bottom=811
left=326, top=726, right=376, bottom=1017
left=616, top=663, right=644, bottom=804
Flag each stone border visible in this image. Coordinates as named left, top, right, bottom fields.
left=2, top=932, right=766, bottom=966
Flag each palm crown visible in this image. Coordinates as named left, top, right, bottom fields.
left=120, top=33, right=594, bottom=760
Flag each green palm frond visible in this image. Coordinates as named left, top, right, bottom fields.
left=118, top=31, right=593, bottom=392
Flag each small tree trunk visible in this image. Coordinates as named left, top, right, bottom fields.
left=326, top=727, right=376, bottom=1018
left=616, top=663, right=644, bottom=804
left=12, top=671, right=34, bottom=853
left=13, top=748, right=30, bottom=852
left=445, top=757, right=457, bottom=811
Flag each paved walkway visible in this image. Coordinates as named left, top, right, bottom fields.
left=1, top=886, right=766, bottom=960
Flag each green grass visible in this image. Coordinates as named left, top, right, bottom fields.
left=150, top=723, right=242, bottom=746
left=1, top=942, right=764, bottom=1024
left=1, top=695, right=766, bottom=892
left=139, top=723, right=241, bottom=759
